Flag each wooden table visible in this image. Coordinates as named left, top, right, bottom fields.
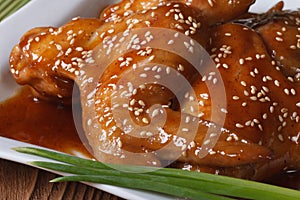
left=0, top=159, right=124, bottom=200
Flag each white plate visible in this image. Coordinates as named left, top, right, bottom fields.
left=0, top=0, right=299, bottom=199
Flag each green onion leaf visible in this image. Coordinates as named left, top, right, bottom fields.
left=0, top=0, right=31, bottom=21
left=14, top=147, right=300, bottom=200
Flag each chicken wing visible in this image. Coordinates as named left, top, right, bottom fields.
left=8, top=0, right=300, bottom=181
left=100, top=0, right=255, bottom=25
left=9, top=18, right=103, bottom=103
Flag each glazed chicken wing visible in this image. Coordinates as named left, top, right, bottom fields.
left=8, top=0, right=300, bottom=181
left=9, top=18, right=103, bottom=102
left=100, top=0, right=255, bottom=25
left=10, top=0, right=255, bottom=104
left=234, top=3, right=300, bottom=79
left=182, top=22, right=300, bottom=179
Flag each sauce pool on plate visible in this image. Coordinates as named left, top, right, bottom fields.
left=0, top=86, right=299, bottom=190
left=0, top=86, right=91, bottom=158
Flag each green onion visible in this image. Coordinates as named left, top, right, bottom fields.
left=14, top=147, right=300, bottom=200
left=0, top=0, right=31, bottom=21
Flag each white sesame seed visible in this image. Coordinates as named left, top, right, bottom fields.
left=263, top=113, right=268, bottom=119
left=178, top=64, right=184, bottom=71
left=278, top=134, right=284, bottom=142
left=154, top=74, right=161, bottom=79
left=145, top=131, right=152, bottom=137
left=182, top=128, right=189, bottom=132
left=117, top=140, right=123, bottom=148
left=244, top=90, right=249, bottom=96
left=208, top=0, right=214, bottom=7
left=250, top=96, right=257, bottom=101
left=222, top=63, right=229, bottom=69
left=221, top=108, right=228, bottom=114
left=140, top=73, right=147, bottom=78
left=240, top=81, right=247, bottom=87
left=279, top=115, right=284, bottom=122
left=168, top=40, right=174, bottom=45
left=138, top=100, right=145, bottom=107
left=142, top=118, right=149, bottom=124
left=284, top=88, right=290, bottom=95
left=232, top=96, right=240, bottom=100
left=291, top=88, right=296, bottom=95
left=257, top=124, right=263, bottom=131
left=275, top=37, right=283, bottom=42
left=239, top=58, right=244, bottom=65
left=270, top=106, right=275, bottom=113
left=235, top=123, right=244, bottom=128
left=226, top=136, right=233, bottom=142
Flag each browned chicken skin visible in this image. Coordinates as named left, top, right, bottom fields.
left=100, top=0, right=254, bottom=25
left=234, top=2, right=300, bottom=79
left=9, top=0, right=300, bottom=181
left=256, top=12, right=300, bottom=79
left=9, top=18, right=103, bottom=102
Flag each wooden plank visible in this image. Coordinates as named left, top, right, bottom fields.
left=0, top=159, right=124, bottom=200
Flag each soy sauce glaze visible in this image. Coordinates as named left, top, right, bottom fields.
left=0, top=86, right=299, bottom=189
left=0, top=86, right=91, bottom=158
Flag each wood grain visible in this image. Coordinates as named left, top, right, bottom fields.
left=0, top=159, right=124, bottom=200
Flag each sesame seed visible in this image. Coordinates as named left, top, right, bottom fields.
left=291, top=88, right=296, bottom=95
left=270, top=106, right=275, bottom=113
left=279, top=115, right=284, bottom=122
left=250, top=96, right=257, bottom=101
left=278, top=134, right=284, bottom=142
left=138, top=100, right=145, bottom=107
left=140, top=73, right=147, bottom=78
left=207, top=0, right=214, bottom=7
left=142, top=117, right=149, bottom=124
left=244, top=90, right=249, bottom=96
left=262, top=86, right=269, bottom=93
left=284, top=88, right=290, bottom=95
left=263, top=113, right=268, bottom=119
left=239, top=58, right=244, bottom=65
left=221, top=108, right=228, bottom=114
left=282, top=121, right=287, bottom=127
left=168, top=39, right=174, bottom=45
left=232, top=96, right=240, bottom=100
left=245, top=57, right=253, bottom=61
left=155, top=75, right=161, bottom=79
left=240, top=81, right=247, bottom=87
left=189, top=141, right=196, bottom=148
left=178, top=64, right=184, bottom=71
left=250, top=71, right=256, bottom=77
left=146, top=132, right=153, bottom=137
left=235, top=123, right=244, bottom=128
left=275, top=37, right=283, bottom=42
left=117, top=140, right=123, bottom=148
left=222, top=63, right=229, bottom=69
left=76, top=47, right=83, bottom=51
left=226, top=136, right=232, bottom=141
left=182, top=128, right=189, bottom=132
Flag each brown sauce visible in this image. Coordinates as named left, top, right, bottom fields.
left=0, top=86, right=299, bottom=190
left=0, top=86, right=90, bottom=157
